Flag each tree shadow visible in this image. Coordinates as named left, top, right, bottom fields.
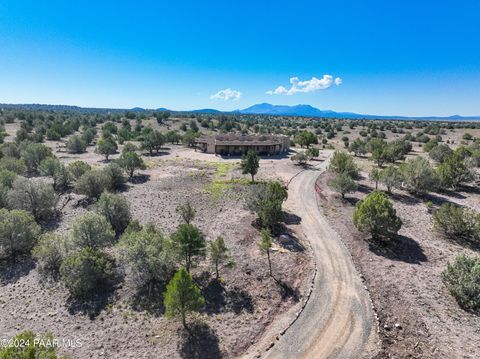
left=273, top=277, right=300, bottom=302
left=129, top=282, right=167, bottom=316
left=178, top=322, right=223, bottom=359
left=344, top=196, right=360, bottom=206
left=389, top=192, right=422, bottom=206
left=202, top=279, right=226, bottom=314
left=459, top=183, right=480, bottom=195
left=143, top=150, right=170, bottom=157
left=66, top=290, right=117, bottom=319
left=67, top=272, right=123, bottom=319
left=368, top=234, right=427, bottom=264
left=277, top=231, right=305, bottom=252
left=226, top=286, right=254, bottom=314
left=356, top=183, right=373, bottom=194
left=129, top=173, right=150, bottom=184
left=0, top=257, right=35, bottom=286
left=283, top=211, right=302, bottom=225
left=421, top=192, right=457, bottom=206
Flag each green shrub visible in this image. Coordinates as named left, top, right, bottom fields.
left=21, top=143, right=53, bottom=173
left=60, top=247, right=115, bottom=298
left=1, top=142, right=21, bottom=158
left=328, top=150, right=359, bottom=178
left=32, top=233, right=69, bottom=278
left=117, top=150, right=146, bottom=178
left=95, top=137, right=117, bottom=160
left=7, top=178, right=57, bottom=221
left=39, top=156, right=61, bottom=177
left=75, top=170, right=111, bottom=199
left=245, top=181, right=288, bottom=232
left=102, top=163, right=126, bottom=190
left=66, top=135, right=87, bottom=154
left=0, top=208, right=40, bottom=259
left=0, top=156, right=27, bottom=175
left=432, top=203, right=479, bottom=241
left=96, top=192, right=131, bottom=235
left=72, top=211, right=115, bottom=249
left=171, top=223, right=206, bottom=273
left=52, top=164, right=71, bottom=191
left=436, top=152, right=475, bottom=190
left=429, top=144, right=453, bottom=163
left=0, top=169, right=17, bottom=188
left=329, top=172, right=358, bottom=198
left=399, top=157, right=438, bottom=195
left=353, top=190, right=402, bottom=240
left=116, top=225, right=175, bottom=289
left=379, top=165, right=402, bottom=193
left=66, top=160, right=91, bottom=180
left=442, top=255, right=480, bottom=313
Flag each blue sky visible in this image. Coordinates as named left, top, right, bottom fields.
left=1, top=0, right=479, bottom=116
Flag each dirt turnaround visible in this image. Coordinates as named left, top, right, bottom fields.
left=255, top=160, right=378, bottom=359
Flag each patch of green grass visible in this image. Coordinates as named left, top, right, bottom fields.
left=203, top=161, right=251, bottom=199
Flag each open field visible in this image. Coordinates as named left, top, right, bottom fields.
left=0, top=149, right=313, bottom=358
left=316, top=152, right=480, bottom=358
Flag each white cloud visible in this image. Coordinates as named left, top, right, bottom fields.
left=210, top=88, right=242, bottom=101
left=267, top=75, right=342, bottom=95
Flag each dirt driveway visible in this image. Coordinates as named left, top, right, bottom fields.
left=261, top=159, right=378, bottom=359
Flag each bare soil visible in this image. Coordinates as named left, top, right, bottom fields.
left=0, top=149, right=312, bottom=358
left=316, top=161, right=480, bottom=358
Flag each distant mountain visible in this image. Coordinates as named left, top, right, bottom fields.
left=1, top=102, right=479, bottom=121
left=238, top=103, right=397, bottom=119
left=237, top=103, right=480, bottom=120
left=191, top=108, right=222, bottom=114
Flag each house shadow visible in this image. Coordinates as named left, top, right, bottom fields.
left=368, top=234, right=427, bottom=264
left=178, top=322, right=222, bottom=359
left=0, top=257, right=35, bottom=286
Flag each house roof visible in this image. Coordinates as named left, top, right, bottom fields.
left=196, top=134, right=287, bottom=146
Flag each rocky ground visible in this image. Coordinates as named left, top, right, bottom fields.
left=316, top=157, right=480, bottom=358
left=0, top=150, right=312, bottom=359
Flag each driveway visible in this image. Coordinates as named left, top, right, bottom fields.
left=263, top=160, right=377, bottom=358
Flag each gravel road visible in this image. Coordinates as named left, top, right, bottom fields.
left=263, top=160, right=377, bottom=359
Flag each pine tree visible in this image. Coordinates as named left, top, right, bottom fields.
left=164, top=268, right=205, bottom=329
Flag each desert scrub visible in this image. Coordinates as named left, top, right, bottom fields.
left=60, top=247, right=116, bottom=299
left=442, top=254, right=480, bottom=313
left=433, top=203, right=480, bottom=243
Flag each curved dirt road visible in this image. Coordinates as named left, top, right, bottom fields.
left=264, top=161, right=376, bottom=359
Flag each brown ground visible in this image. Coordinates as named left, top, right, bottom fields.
left=0, top=147, right=313, bottom=358
left=316, top=157, right=480, bottom=358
